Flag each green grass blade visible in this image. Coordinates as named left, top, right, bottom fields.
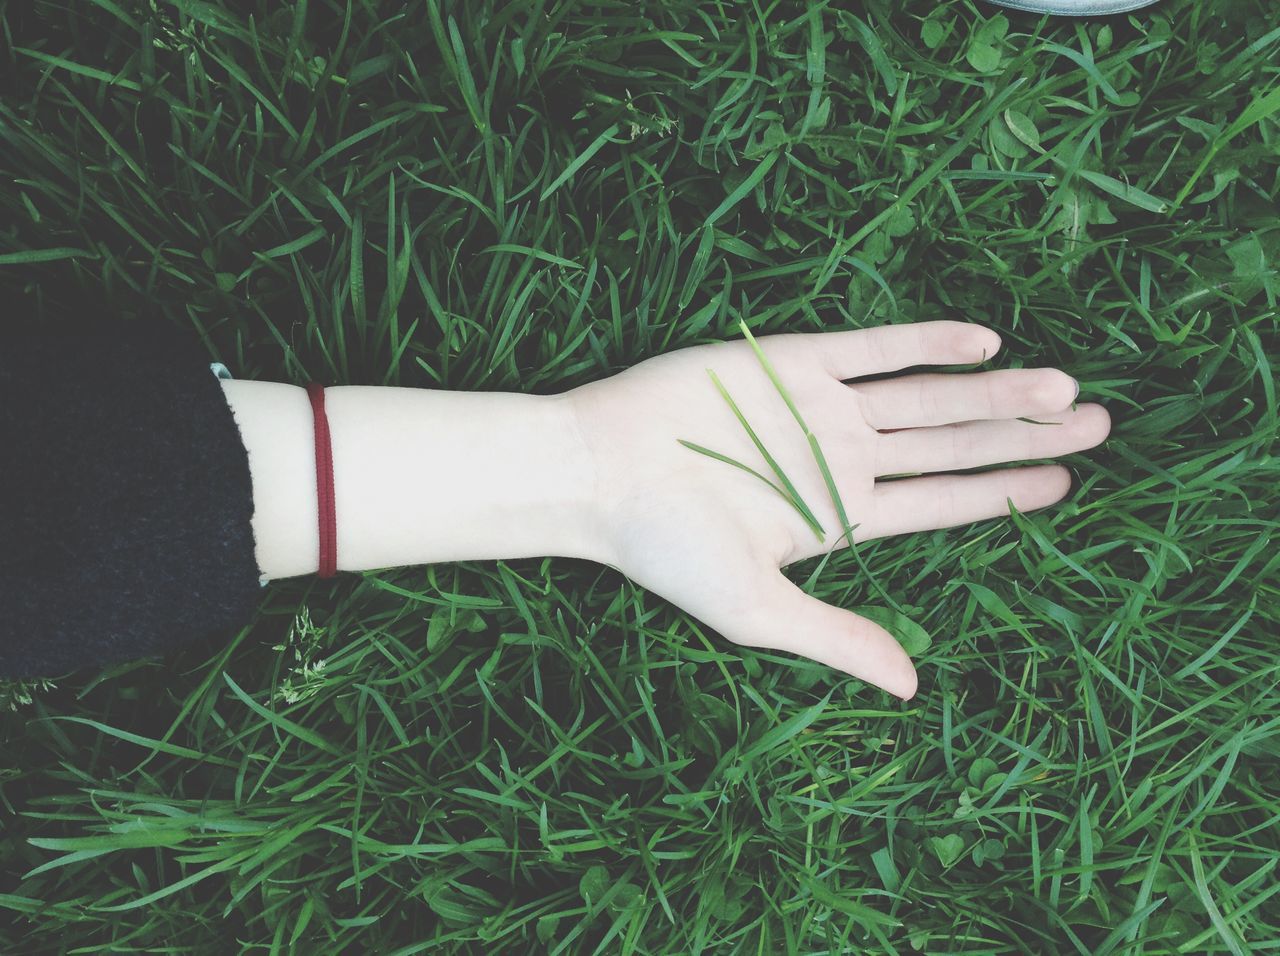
left=736, top=319, right=855, bottom=545
left=676, top=439, right=825, bottom=542
left=704, top=367, right=826, bottom=538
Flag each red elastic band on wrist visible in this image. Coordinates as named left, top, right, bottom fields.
left=305, top=382, right=337, bottom=578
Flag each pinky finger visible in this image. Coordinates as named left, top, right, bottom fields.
left=862, top=465, right=1073, bottom=540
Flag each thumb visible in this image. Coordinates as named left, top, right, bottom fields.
left=734, top=570, right=919, bottom=701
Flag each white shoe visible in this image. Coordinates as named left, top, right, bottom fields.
left=984, top=0, right=1163, bottom=13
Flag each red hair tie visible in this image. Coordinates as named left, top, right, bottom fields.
left=305, top=382, right=337, bottom=578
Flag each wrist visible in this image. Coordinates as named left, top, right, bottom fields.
left=220, top=380, right=612, bottom=579
left=320, top=384, right=608, bottom=573
left=543, top=389, right=611, bottom=565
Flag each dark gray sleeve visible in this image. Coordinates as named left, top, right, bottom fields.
left=0, top=317, right=266, bottom=678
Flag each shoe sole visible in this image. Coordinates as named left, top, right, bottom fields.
left=984, top=0, right=1163, bottom=14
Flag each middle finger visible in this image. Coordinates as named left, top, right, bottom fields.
left=873, top=403, right=1112, bottom=477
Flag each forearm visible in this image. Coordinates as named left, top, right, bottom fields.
left=217, top=380, right=603, bottom=580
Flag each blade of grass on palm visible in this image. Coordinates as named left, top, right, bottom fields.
left=676, top=439, right=826, bottom=542
left=705, top=367, right=827, bottom=538
left=736, top=319, right=854, bottom=539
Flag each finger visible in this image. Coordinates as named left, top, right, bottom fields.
left=861, top=464, right=1073, bottom=539
left=874, top=403, right=1112, bottom=477
left=733, top=570, right=918, bottom=700
left=852, top=367, right=1078, bottom=430
left=799, top=320, right=1001, bottom=382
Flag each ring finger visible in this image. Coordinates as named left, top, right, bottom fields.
left=850, top=367, right=1079, bottom=430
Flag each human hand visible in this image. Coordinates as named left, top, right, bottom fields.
left=563, top=320, right=1112, bottom=699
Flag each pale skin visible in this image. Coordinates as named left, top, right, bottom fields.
left=218, top=320, right=1112, bottom=700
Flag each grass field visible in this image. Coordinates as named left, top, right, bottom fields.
left=2, top=0, right=1278, bottom=952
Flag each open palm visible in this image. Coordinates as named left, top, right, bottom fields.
left=564, top=320, right=1111, bottom=699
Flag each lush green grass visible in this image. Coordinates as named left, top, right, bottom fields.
left=2, top=0, right=1278, bottom=951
